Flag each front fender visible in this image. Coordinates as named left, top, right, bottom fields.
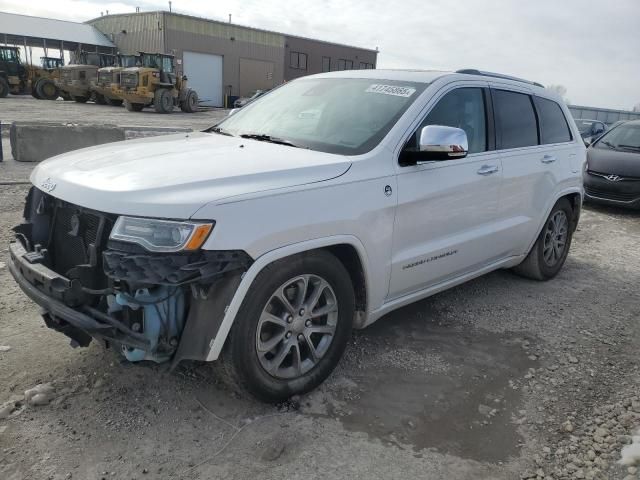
left=204, top=234, right=371, bottom=361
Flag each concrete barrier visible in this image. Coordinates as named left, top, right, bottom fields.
left=10, top=122, right=126, bottom=162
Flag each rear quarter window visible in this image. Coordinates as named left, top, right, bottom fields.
left=534, top=97, right=572, bottom=144
left=493, top=90, right=539, bottom=149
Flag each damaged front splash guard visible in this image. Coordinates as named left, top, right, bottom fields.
left=171, top=271, right=244, bottom=368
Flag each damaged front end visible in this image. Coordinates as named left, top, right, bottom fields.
left=9, top=187, right=252, bottom=365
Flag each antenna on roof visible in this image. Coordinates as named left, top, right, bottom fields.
left=229, top=14, right=232, bottom=23
left=169, top=1, right=172, bottom=12
left=136, top=6, right=140, bottom=13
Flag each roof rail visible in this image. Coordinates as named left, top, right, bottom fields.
left=455, top=69, right=545, bottom=88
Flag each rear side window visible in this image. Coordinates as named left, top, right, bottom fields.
left=493, top=90, right=538, bottom=149
left=534, top=97, right=572, bottom=144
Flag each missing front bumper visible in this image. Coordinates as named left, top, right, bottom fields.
left=8, top=243, right=150, bottom=351
left=9, top=240, right=251, bottom=363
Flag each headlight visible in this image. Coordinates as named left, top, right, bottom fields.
left=110, top=217, right=214, bottom=252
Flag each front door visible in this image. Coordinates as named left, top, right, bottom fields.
left=388, top=86, right=504, bottom=299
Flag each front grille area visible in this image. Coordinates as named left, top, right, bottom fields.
left=50, top=206, right=102, bottom=274
left=584, top=186, right=640, bottom=202
left=587, top=170, right=640, bottom=182
left=19, top=189, right=115, bottom=285
left=121, top=72, right=138, bottom=89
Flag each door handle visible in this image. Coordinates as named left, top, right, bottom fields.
left=477, top=165, right=499, bottom=176
left=541, top=155, right=557, bottom=164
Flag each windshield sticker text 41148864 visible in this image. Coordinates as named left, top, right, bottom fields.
left=366, top=84, right=417, bottom=98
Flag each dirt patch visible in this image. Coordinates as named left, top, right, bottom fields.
left=337, top=331, right=532, bottom=462
left=1, top=161, right=639, bottom=480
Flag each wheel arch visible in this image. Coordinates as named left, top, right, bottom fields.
left=204, top=235, right=371, bottom=361
left=525, top=188, right=582, bottom=255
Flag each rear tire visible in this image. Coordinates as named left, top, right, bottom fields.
left=36, top=79, right=59, bottom=100
left=154, top=88, right=173, bottom=113
left=220, top=250, right=355, bottom=403
left=513, top=198, right=574, bottom=281
left=0, top=77, right=9, bottom=98
left=124, top=101, right=144, bottom=112
left=72, top=95, right=89, bottom=103
left=180, top=89, right=199, bottom=113
left=31, top=80, right=42, bottom=99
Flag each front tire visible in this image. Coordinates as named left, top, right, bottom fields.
left=36, top=79, right=59, bottom=100
left=124, top=101, right=144, bottom=112
left=180, top=89, right=198, bottom=113
left=154, top=88, right=173, bottom=113
left=513, top=198, right=574, bottom=280
left=222, top=250, right=355, bottom=403
left=0, top=77, right=9, bottom=98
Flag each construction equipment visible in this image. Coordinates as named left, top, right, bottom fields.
left=0, top=47, right=28, bottom=98
left=0, top=47, right=64, bottom=100
left=56, top=51, right=117, bottom=103
left=119, top=52, right=199, bottom=113
left=32, top=57, right=65, bottom=101
left=92, top=54, right=139, bottom=106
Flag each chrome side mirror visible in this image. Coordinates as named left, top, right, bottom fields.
left=228, top=108, right=238, bottom=116
left=419, top=125, right=469, bottom=160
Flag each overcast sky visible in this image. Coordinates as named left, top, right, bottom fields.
left=1, top=0, right=638, bottom=110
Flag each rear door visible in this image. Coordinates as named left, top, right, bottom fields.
left=388, top=85, right=504, bottom=299
left=491, top=87, right=574, bottom=256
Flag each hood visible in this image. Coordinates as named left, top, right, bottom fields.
left=31, top=132, right=351, bottom=219
left=587, top=146, right=640, bottom=177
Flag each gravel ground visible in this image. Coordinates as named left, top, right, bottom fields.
left=1, top=97, right=639, bottom=479
left=0, top=95, right=227, bottom=134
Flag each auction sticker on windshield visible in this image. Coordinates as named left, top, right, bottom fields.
left=366, top=84, right=416, bottom=97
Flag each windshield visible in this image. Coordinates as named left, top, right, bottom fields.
left=594, top=124, right=640, bottom=152
left=216, top=78, right=427, bottom=155
left=0, top=48, right=19, bottom=62
left=120, top=56, right=139, bottom=68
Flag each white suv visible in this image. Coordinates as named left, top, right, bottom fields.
left=9, top=69, right=585, bottom=402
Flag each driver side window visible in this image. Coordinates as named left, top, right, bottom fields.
left=406, top=88, right=488, bottom=155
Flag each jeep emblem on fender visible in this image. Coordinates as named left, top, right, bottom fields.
left=40, top=177, right=56, bottom=193
left=604, top=175, right=622, bottom=182
left=384, top=185, right=393, bottom=196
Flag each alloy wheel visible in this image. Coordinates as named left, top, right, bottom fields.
left=256, top=274, right=338, bottom=379
left=542, top=210, right=569, bottom=267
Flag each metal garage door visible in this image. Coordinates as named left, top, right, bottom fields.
left=239, top=58, right=276, bottom=97
left=182, top=51, right=223, bottom=107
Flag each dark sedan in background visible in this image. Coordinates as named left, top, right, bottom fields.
left=584, top=120, right=640, bottom=209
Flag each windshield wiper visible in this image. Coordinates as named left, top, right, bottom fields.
left=239, top=133, right=306, bottom=149
left=618, top=144, right=640, bottom=151
left=204, top=126, right=234, bottom=136
left=601, top=140, right=617, bottom=149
